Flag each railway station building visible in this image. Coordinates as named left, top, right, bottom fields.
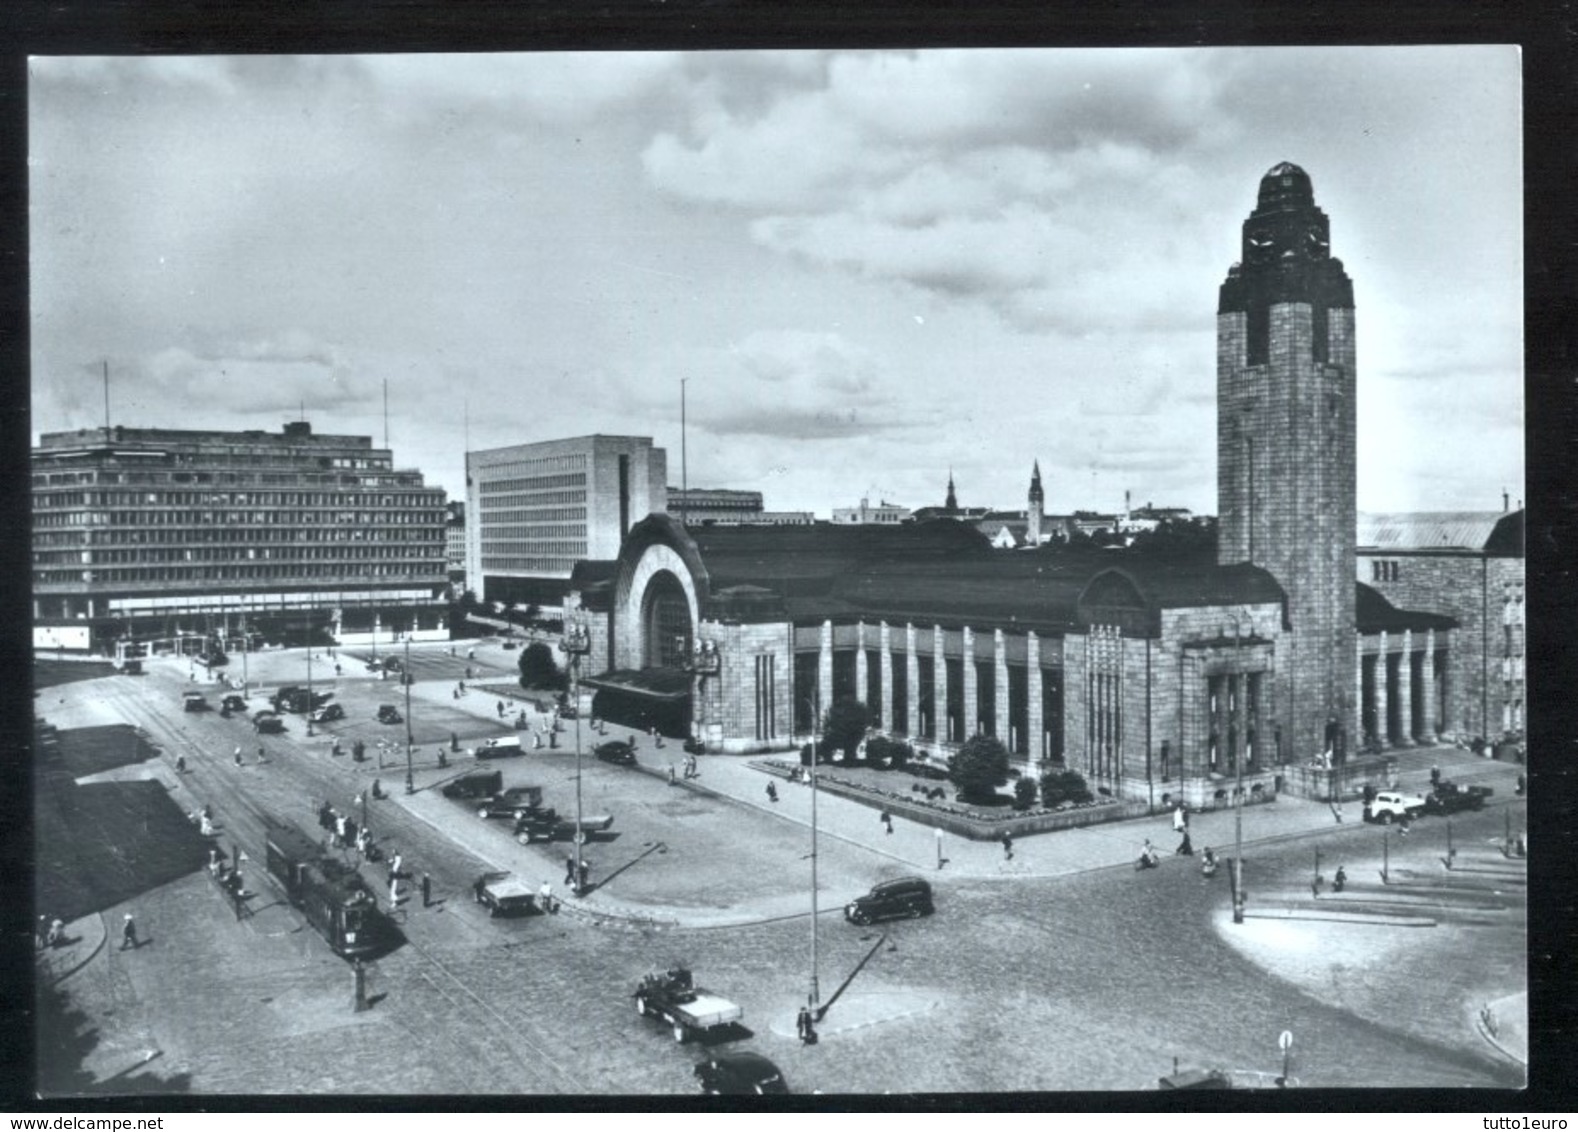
left=561, top=163, right=1508, bottom=805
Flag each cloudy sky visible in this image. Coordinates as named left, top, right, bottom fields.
left=29, top=47, right=1522, bottom=517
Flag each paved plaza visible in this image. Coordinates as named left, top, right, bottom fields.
left=34, top=641, right=1528, bottom=1096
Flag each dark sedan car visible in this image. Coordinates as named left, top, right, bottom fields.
left=220, top=694, right=248, bottom=713
left=694, top=1052, right=789, bottom=1095
left=311, top=703, right=346, bottom=723
left=376, top=704, right=403, bottom=724
left=474, top=785, right=545, bottom=820
left=594, top=740, right=637, bottom=766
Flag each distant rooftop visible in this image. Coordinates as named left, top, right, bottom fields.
left=1357, top=511, right=1523, bottom=556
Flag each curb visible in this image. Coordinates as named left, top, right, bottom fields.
left=41, top=911, right=109, bottom=988
left=1474, top=1002, right=1528, bottom=1067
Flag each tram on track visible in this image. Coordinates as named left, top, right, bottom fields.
left=263, top=818, right=388, bottom=960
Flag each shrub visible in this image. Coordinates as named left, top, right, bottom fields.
left=950, top=735, right=1010, bottom=802
left=1013, top=776, right=1038, bottom=810
left=821, top=698, right=874, bottom=759
left=518, top=642, right=564, bottom=690
left=1039, top=768, right=1093, bottom=807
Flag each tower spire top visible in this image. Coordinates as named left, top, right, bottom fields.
left=945, top=468, right=958, bottom=512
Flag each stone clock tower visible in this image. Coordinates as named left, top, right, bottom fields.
left=1217, top=162, right=1357, bottom=763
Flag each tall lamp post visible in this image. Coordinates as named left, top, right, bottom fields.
left=560, top=623, right=591, bottom=890
left=680, top=637, right=720, bottom=750
left=239, top=614, right=249, bottom=700
left=1231, top=615, right=1247, bottom=925
left=306, top=623, right=315, bottom=737
left=403, top=635, right=414, bottom=795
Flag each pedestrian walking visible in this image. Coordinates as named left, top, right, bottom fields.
left=234, top=746, right=243, bottom=768
left=497, top=701, right=505, bottom=719
left=1001, top=830, right=1014, bottom=860
left=120, top=913, right=138, bottom=950
left=389, top=852, right=403, bottom=882
left=1176, top=830, right=1194, bottom=856
left=175, top=754, right=186, bottom=774
left=1172, top=804, right=1186, bottom=833
left=36, top=915, right=49, bottom=949
left=47, top=918, right=65, bottom=948
left=389, top=875, right=402, bottom=904
left=766, top=781, right=778, bottom=803
left=881, top=810, right=893, bottom=835
left=421, top=872, right=432, bottom=908
left=668, top=764, right=677, bottom=786
left=1430, top=764, right=1441, bottom=786
left=1333, top=798, right=1345, bottom=824
left=797, top=1004, right=816, bottom=1044
left=199, top=812, right=214, bottom=837
left=538, top=880, right=555, bottom=914
left=256, top=745, right=266, bottom=764
left=564, top=856, right=576, bottom=886
left=577, top=860, right=590, bottom=894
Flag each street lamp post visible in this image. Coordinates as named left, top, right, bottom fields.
left=306, top=625, right=315, bottom=737
left=403, top=636, right=414, bottom=795
left=560, top=624, right=591, bottom=891
left=1232, top=615, right=1247, bottom=925
left=810, top=747, right=821, bottom=1015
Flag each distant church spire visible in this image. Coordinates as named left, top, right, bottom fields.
left=945, top=468, right=958, bottom=512
left=1027, top=461, right=1044, bottom=546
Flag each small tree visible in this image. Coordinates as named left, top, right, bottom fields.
left=820, top=698, right=874, bottom=761
left=1013, top=776, right=1038, bottom=810
left=518, top=641, right=563, bottom=690
left=1040, top=768, right=1094, bottom=807
left=950, top=735, right=1010, bottom=802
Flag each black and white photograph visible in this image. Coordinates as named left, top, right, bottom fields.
left=26, top=43, right=1533, bottom=1100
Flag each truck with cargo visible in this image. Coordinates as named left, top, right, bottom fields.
left=633, top=967, right=743, bottom=1043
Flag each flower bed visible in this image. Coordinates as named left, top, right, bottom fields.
left=755, top=758, right=1150, bottom=839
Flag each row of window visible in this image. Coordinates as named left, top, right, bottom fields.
left=37, top=489, right=442, bottom=510
left=42, top=545, right=442, bottom=566
left=480, top=557, right=580, bottom=572
left=37, top=562, right=444, bottom=586
left=473, top=453, right=588, bottom=482
left=480, top=535, right=588, bottom=554
left=476, top=506, right=588, bottom=524
left=1371, top=560, right=1401, bottom=582
left=478, top=471, right=587, bottom=495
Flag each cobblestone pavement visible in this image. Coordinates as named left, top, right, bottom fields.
left=36, top=644, right=1528, bottom=1096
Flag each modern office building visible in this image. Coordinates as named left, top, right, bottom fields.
left=562, top=164, right=1483, bottom=806
left=445, top=501, right=466, bottom=579
left=465, top=435, right=666, bottom=612
left=31, top=421, right=449, bottom=650
left=669, top=488, right=764, bottom=526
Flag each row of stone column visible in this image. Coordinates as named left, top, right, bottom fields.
left=1361, top=626, right=1442, bottom=747
left=815, top=618, right=1052, bottom=759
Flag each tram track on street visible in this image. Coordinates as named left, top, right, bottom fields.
left=98, top=669, right=589, bottom=1094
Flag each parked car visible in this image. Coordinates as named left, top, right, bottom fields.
left=693, top=1052, right=789, bottom=1095
left=843, top=876, right=934, bottom=924
left=376, top=704, right=403, bottom=724
left=1423, top=781, right=1492, bottom=815
left=440, top=768, right=504, bottom=800
left=513, top=808, right=614, bottom=844
left=182, top=692, right=210, bottom=713
left=311, top=703, right=346, bottom=723
left=475, top=785, right=545, bottom=820
left=594, top=740, right=637, bottom=766
left=220, top=694, right=248, bottom=713
left=253, top=711, right=284, bottom=734
left=1362, top=790, right=1427, bottom=824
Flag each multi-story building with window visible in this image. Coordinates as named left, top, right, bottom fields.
left=1356, top=509, right=1525, bottom=744
left=465, top=435, right=666, bottom=613
left=668, top=488, right=764, bottom=526
left=832, top=497, right=913, bottom=525
left=31, top=421, right=449, bottom=650
left=445, top=501, right=466, bottom=580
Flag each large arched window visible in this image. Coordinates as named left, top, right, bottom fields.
left=642, top=570, right=692, bottom=669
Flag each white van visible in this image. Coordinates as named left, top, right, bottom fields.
left=471, top=736, right=524, bottom=760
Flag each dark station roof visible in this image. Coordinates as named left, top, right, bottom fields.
left=1355, top=583, right=1458, bottom=634
left=645, top=517, right=1288, bottom=634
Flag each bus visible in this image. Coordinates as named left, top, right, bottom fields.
left=112, top=640, right=146, bottom=675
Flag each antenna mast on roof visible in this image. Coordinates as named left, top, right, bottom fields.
left=102, top=360, right=110, bottom=439
left=681, top=378, right=688, bottom=527
left=383, top=379, right=389, bottom=448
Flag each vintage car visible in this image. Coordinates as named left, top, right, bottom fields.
left=440, top=768, right=504, bottom=801
left=253, top=710, right=285, bottom=734
left=376, top=704, right=403, bottom=724
left=693, top=1052, right=789, bottom=1095
left=220, top=694, right=248, bottom=713
left=311, top=703, right=346, bottom=723
left=182, top=691, right=210, bottom=713
left=474, top=785, right=546, bottom=820
left=594, top=740, right=637, bottom=766
left=472, top=736, right=524, bottom=759
left=844, top=876, right=934, bottom=925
